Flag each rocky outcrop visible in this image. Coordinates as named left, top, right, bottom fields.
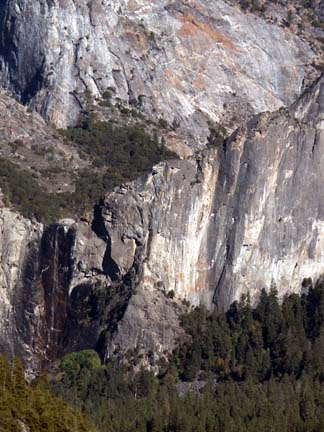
left=100, top=74, right=324, bottom=337
left=0, top=90, right=86, bottom=193
left=2, top=71, right=324, bottom=370
left=0, top=204, right=185, bottom=370
left=0, top=0, right=315, bottom=151
left=0, top=208, right=42, bottom=365
left=2, top=75, right=324, bottom=369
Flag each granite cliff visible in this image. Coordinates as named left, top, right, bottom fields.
left=0, top=0, right=317, bottom=153
left=1, top=0, right=324, bottom=370
left=102, top=75, right=324, bottom=356
left=1, top=75, right=324, bottom=369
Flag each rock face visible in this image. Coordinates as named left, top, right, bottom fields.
left=0, top=208, right=42, bottom=364
left=0, top=90, right=86, bottom=193
left=101, top=74, right=324, bottom=322
left=0, top=0, right=315, bottom=150
left=0, top=209, right=105, bottom=370
left=0, top=205, right=184, bottom=370
left=3, top=75, right=324, bottom=369
left=1, top=0, right=324, bottom=369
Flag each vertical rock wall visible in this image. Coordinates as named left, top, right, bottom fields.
left=101, top=75, right=324, bottom=319
left=1, top=70, right=324, bottom=369
left=0, top=0, right=315, bottom=149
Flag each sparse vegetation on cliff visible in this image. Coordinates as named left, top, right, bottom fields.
left=207, top=122, right=228, bottom=148
left=62, top=115, right=176, bottom=172
left=0, top=158, right=64, bottom=223
left=233, top=0, right=324, bottom=36
left=0, top=115, right=177, bottom=223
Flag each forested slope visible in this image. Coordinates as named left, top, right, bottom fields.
left=47, top=277, right=324, bottom=432
left=0, top=357, right=96, bottom=432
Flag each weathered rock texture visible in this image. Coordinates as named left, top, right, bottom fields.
left=2, top=75, right=324, bottom=369
left=0, top=209, right=104, bottom=370
left=101, top=74, right=324, bottom=323
left=0, top=208, right=42, bottom=364
left=0, top=205, right=184, bottom=371
left=1, top=0, right=324, bottom=367
left=0, top=90, right=86, bottom=193
left=0, top=0, right=315, bottom=150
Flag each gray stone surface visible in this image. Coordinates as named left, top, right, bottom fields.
left=0, top=208, right=42, bottom=366
left=2, top=76, right=324, bottom=369
left=101, top=75, right=324, bottom=332
left=0, top=0, right=315, bottom=151
left=3, top=76, right=324, bottom=368
left=0, top=90, right=87, bottom=193
left=0, top=201, right=183, bottom=371
left=1, top=0, right=324, bottom=368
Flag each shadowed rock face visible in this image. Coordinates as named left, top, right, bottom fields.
left=1, top=76, right=324, bottom=368
left=0, top=215, right=79, bottom=371
left=0, top=0, right=315, bottom=151
left=0, top=209, right=184, bottom=371
left=0, top=209, right=42, bottom=365
left=0, top=23, right=323, bottom=366
left=99, top=75, right=324, bottom=341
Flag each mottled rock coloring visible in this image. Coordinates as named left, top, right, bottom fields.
left=0, top=0, right=315, bottom=152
